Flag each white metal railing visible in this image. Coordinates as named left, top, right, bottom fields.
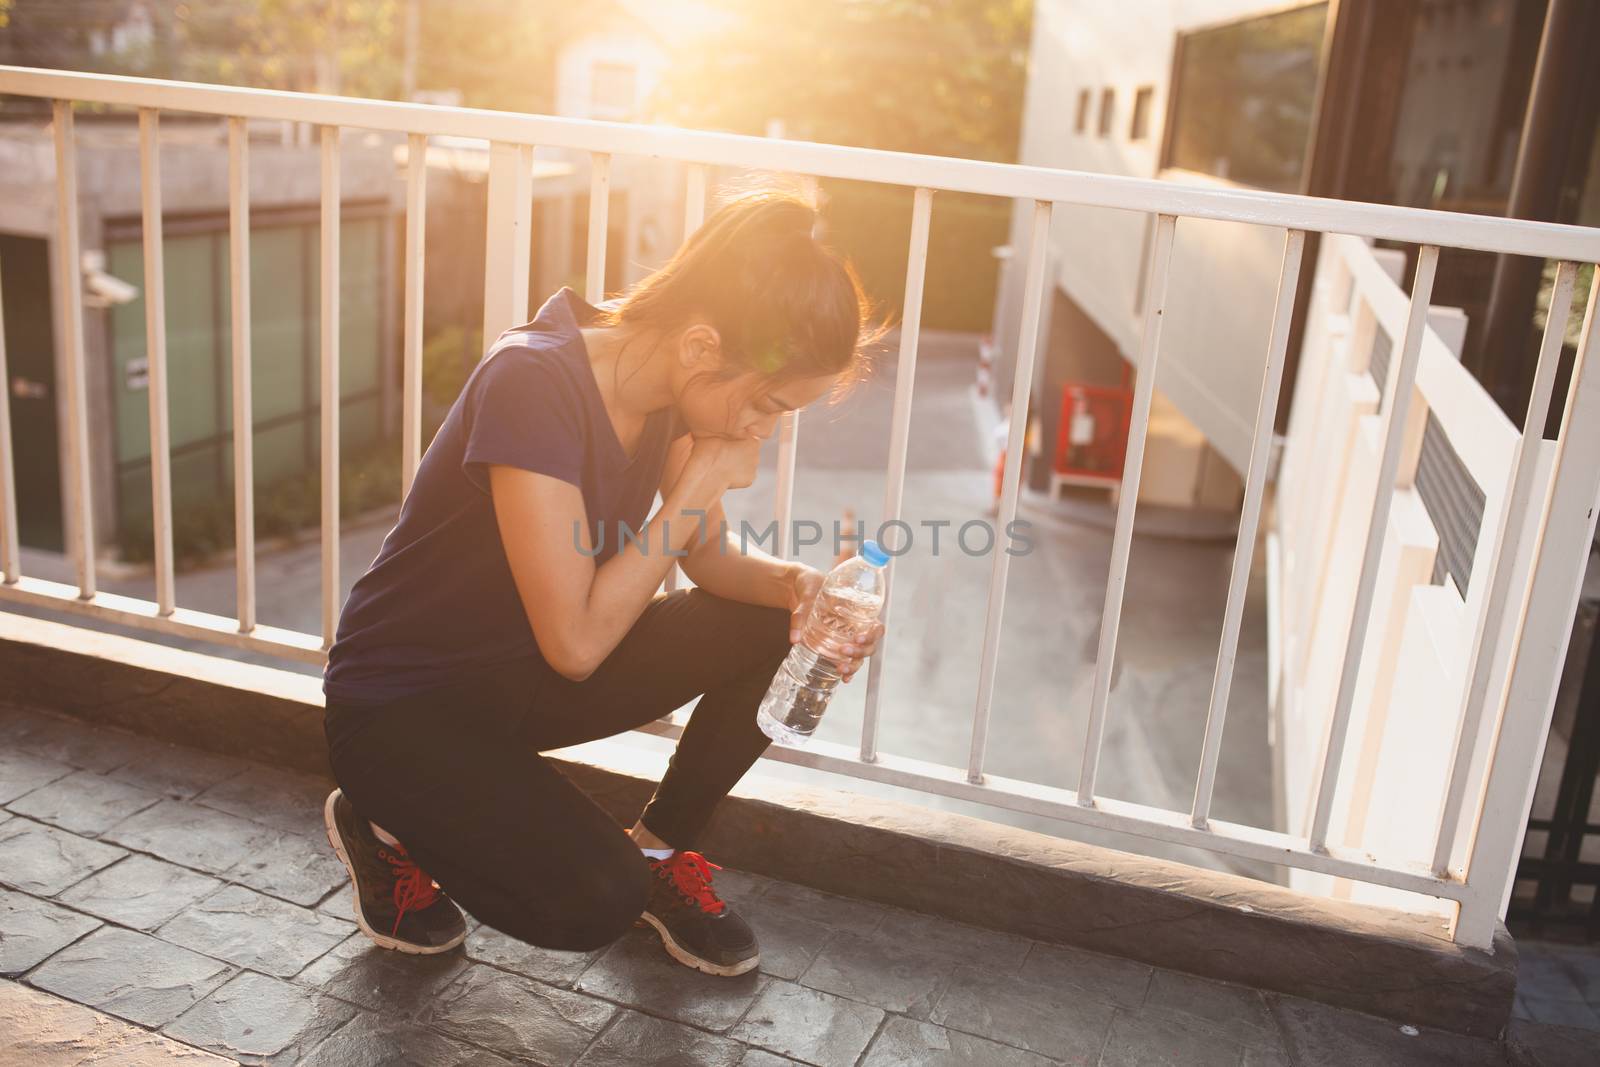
left=1, top=67, right=1598, bottom=951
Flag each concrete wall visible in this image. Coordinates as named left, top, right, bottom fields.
left=998, top=0, right=1318, bottom=492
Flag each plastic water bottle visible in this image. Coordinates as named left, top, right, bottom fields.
left=757, top=540, right=889, bottom=746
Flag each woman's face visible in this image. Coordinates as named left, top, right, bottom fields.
left=673, top=324, right=840, bottom=439
left=677, top=370, right=838, bottom=440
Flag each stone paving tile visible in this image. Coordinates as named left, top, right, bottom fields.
left=929, top=964, right=1117, bottom=1064
left=1267, top=993, right=1509, bottom=1067
left=1517, top=949, right=1589, bottom=1004
left=294, top=932, right=471, bottom=1018
left=1520, top=996, right=1600, bottom=1029
left=753, top=880, right=887, bottom=936
left=164, top=970, right=357, bottom=1065
left=103, top=798, right=278, bottom=875
left=226, top=829, right=349, bottom=907
left=104, top=738, right=248, bottom=801
left=729, top=979, right=886, bottom=1067
left=859, top=1016, right=1056, bottom=1067
left=739, top=1050, right=805, bottom=1066
left=56, top=854, right=225, bottom=932
left=0, top=816, right=127, bottom=896
left=299, top=1010, right=520, bottom=1066
left=26, top=925, right=233, bottom=1027
left=194, top=765, right=331, bottom=838
left=0, top=886, right=101, bottom=976
left=0, top=977, right=235, bottom=1065
left=0, top=747, right=75, bottom=805
left=1508, top=1017, right=1599, bottom=1067
left=7, top=768, right=163, bottom=836
left=420, top=962, right=616, bottom=1065
left=156, top=884, right=353, bottom=978
left=1015, top=940, right=1155, bottom=1011
left=741, top=895, right=838, bottom=981
left=1099, top=1009, right=1246, bottom=1067
left=576, top=926, right=765, bottom=1032
left=574, top=1009, right=746, bottom=1066
left=2, top=711, right=134, bottom=773
left=713, top=866, right=778, bottom=905
left=799, top=930, right=958, bottom=1018
left=1242, top=1047, right=1291, bottom=1067
left=465, top=921, right=603, bottom=988
left=870, top=908, right=1033, bottom=975
left=1140, top=968, right=1283, bottom=1050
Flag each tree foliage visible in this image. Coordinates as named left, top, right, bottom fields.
left=654, top=0, right=1033, bottom=163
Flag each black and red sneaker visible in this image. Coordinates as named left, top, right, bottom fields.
left=323, top=789, right=466, bottom=954
left=640, top=851, right=759, bottom=977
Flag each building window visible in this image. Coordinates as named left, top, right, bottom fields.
left=1130, top=86, right=1154, bottom=141
left=1165, top=2, right=1330, bottom=191
left=589, top=61, right=638, bottom=117
left=1075, top=89, right=1092, bottom=133
left=1098, top=88, right=1115, bottom=137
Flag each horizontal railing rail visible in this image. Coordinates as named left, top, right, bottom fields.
left=1, top=66, right=1597, bottom=951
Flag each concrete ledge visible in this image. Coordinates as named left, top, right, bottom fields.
left=0, top=613, right=1517, bottom=1038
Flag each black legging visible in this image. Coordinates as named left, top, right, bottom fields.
left=323, top=588, right=791, bottom=951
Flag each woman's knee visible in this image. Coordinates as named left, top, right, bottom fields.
left=508, top=847, right=652, bottom=952
left=691, top=590, right=792, bottom=672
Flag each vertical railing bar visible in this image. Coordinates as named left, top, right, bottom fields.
left=968, top=199, right=1054, bottom=784
left=586, top=152, right=611, bottom=305
left=401, top=132, right=427, bottom=497
left=664, top=163, right=709, bottom=594
left=861, top=186, right=934, bottom=763
left=1307, top=244, right=1441, bottom=851
left=228, top=116, right=256, bottom=634
left=773, top=412, right=800, bottom=558
left=138, top=108, right=174, bottom=616
left=1430, top=260, right=1578, bottom=874
left=1453, top=271, right=1600, bottom=948
left=320, top=125, right=342, bottom=648
left=0, top=248, right=16, bottom=584
left=52, top=100, right=96, bottom=598
left=1077, top=213, right=1177, bottom=805
left=1192, top=228, right=1306, bottom=827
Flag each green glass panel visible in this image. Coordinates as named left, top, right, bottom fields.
left=250, top=224, right=308, bottom=422
left=164, top=234, right=222, bottom=449
left=340, top=217, right=383, bottom=397
left=107, top=241, right=151, bottom=466
left=253, top=419, right=308, bottom=486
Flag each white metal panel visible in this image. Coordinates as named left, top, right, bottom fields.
left=228, top=117, right=256, bottom=634
left=861, top=187, right=934, bottom=763
left=51, top=100, right=95, bottom=598
left=138, top=108, right=175, bottom=616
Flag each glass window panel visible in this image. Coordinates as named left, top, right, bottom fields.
left=163, top=233, right=223, bottom=448
left=252, top=419, right=308, bottom=486
left=107, top=240, right=150, bottom=466
left=250, top=224, right=308, bottom=422
left=1167, top=3, right=1328, bottom=191
left=339, top=217, right=383, bottom=398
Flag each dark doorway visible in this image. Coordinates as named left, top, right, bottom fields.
left=1, top=234, right=63, bottom=552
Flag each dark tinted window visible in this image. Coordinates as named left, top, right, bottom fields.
left=1166, top=3, right=1329, bottom=190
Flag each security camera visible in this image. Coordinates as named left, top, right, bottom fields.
left=81, top=249, right=140, bottom=308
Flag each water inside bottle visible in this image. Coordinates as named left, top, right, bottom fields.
left=757, top=584, right=884, bottom=745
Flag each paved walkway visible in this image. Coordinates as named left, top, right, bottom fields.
left=0, top=700, right=1593, bottom=1066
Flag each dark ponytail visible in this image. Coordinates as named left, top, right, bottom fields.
left=598, top=188, right=881, bottom=393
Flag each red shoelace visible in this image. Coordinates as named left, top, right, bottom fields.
left=377, top=845, right=441, bottom=935
left=656, top=850, right=726, bottom=915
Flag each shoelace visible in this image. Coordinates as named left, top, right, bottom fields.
left=377, top=845, right=441, bottom=935
left=658, top=850, right=726, bottom=915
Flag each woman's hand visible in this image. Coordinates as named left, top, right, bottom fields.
left=786, top=565, right=885, bottom=683
left=685, top=434, right=761, bottom=492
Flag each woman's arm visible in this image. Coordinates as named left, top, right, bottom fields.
left=489, top=436, right=757, bottom=681
left=661, top=435, right=798, bottom=610
left=661, top=437, right=884, bottom=681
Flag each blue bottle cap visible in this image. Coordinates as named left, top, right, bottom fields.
left=860, top=540, right=890, bottom=567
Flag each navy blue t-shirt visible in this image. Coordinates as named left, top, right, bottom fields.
left=323, top=288, right=678, bottom=704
